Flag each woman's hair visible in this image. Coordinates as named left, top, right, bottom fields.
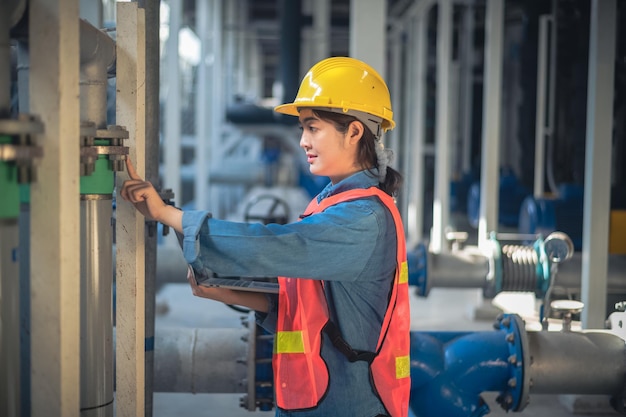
left=312, top=109, right=403, bottom=197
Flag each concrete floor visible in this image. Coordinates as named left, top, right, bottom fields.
left=148, top=282, right=620, bottom=417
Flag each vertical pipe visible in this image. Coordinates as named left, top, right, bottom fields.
left=16, top=39, right=31, bottom=417
left=0, top=220, right=20, bottom=417
left=195, top=0, right=210, bottom=211
left=163, top=0, right=182, bottom=208
left=137, top=1, right=160, bottom=415
left=278, top=0, right=301, bottom=105
left=534, top=16, right=550, bottom=198
left=80, top=198, right=114, bottom=417
left=477, top=0, right=504, bottom=250
left=78, top=19, right=116, bottom=417
left=311, top=0, right=330, bottom=64
left=581, top=0, right=616, bottom=329
left=431, top=0, right=453, bottom=254
left=29, top=1, right=82, bottom=416
left=208, top=0, right=223, bottom=216
left=349, top=0, right=386, bottom=77
left=0, top=5, right=20, bottom=417
left=460, top=4, right=475, bottom=174
left=0, top=3, right=10, bottom=110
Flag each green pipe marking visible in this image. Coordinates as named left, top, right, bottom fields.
left=0, top=135, right=19, bottom=219
left=80, top=139, right=115, bottom=195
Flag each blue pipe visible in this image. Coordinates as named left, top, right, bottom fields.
left=409, top=314, right=527, bottom=417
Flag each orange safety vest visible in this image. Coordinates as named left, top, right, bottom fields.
left=273, top=187, right=411, bottom=416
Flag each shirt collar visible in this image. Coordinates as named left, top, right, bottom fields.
left=316, top=168, right=380, bottom=203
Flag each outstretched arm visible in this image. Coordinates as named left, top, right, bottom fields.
left=119, top=158, right=183, bottom=233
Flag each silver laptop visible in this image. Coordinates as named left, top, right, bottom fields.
left=188, top=265, right=280, bottom=294
left=177, top=232, right=279, bottom=294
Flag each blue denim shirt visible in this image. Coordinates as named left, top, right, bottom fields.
left=181, top=169, right=397, bottom=417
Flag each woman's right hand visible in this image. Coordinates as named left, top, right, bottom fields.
left=119, top=158, right=182, bottom=232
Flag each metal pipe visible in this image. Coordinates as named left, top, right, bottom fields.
left=80, top=197, right=114, bottom=417
left=1, top=2, right=28, bottom=414
left=79, top=18, right=116, bottom=128
left=0, top=220, right=20, bottom=417
left=527, top=330, right=625, bottom=395
left=152, top=327, right=248, bottom=393
left=78, top=17, right=117, bottom=417
left=17, top=43, right=31, bottom=416
left=409, top=245, right=626, bottom=297
left=1, top=4, right=11, bottom=111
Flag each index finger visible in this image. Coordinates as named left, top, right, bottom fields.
left=125, top=157, right=142, bottom=181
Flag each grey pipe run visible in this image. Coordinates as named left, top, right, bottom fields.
left=78, top=18, right=117, bottom=417
left=81, top=198, right=114, bottom=417
left=1, top=2, right=26, bottom=415
left=0, top=220, right=20, bottom=417
left=149, top=320, right=626, bottom=417
left=152, top=327, right=249, bottom=394
left=424, top=247, right=626, bottom=296
left=79, top=18, right=116, bottom=129
left=528, top=330, right=626, bottom=395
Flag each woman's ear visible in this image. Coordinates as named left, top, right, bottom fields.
left=348, top=121, right=364, bottom=145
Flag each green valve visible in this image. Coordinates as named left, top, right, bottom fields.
left=81, top=139, right=115, bottom=195
left=0, top=135, right=19, bottom=219
left=81, top=155, right=115, bottom=195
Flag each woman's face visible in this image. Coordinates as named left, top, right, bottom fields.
left=298, top=109, right=362, bottom=184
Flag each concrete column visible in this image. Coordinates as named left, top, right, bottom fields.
left=29, top=1, right=81, bottom=416
left=115, top=3, right=147, bottom=416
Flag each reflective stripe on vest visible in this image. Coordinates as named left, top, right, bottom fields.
left=273, top=187, right=411, bottom=416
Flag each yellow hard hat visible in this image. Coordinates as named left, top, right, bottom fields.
left=274, top=57, right=395, bottom=131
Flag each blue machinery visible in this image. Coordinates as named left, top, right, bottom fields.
left=409, top=313, right=626, bottom=416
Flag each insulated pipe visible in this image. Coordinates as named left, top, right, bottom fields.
left=16, top=39, right=31, bottom=417
left=78, top=18, right=118, bottom=417
left=79, top=18, right=116, bottom=128
left=0, top=220, right=20, bottom=417
left=409, top=244, right=626, bottom=298
left=1, top=5, right=10, bottom=111
left=1, top=2, right=24, bottom=415
left=277, top=0, right=301, bottom=108
left=80, top=197, right=114, bottom=417
left=152, top=327, right=249, bottom=393
left=527, top=330, right=626, bottom=395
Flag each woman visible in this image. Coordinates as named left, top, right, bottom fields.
left=120, top=57, right=410, bottom=417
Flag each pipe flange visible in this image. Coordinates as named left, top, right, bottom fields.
left=95, top=125, right=130, bottom=141
left=0, top=115, right=44, bottom=136
left=483, top=233, right=502, bottom=298
left=0, top=114, right=45, bottom=183
left=0, top=143, right=43, bottom=162
left=494, top=313, right=530, bottom=412
left=80, top=125, right=131, bottom=172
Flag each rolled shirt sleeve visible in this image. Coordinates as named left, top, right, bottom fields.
left=180, top=197, right=384, bottom=283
